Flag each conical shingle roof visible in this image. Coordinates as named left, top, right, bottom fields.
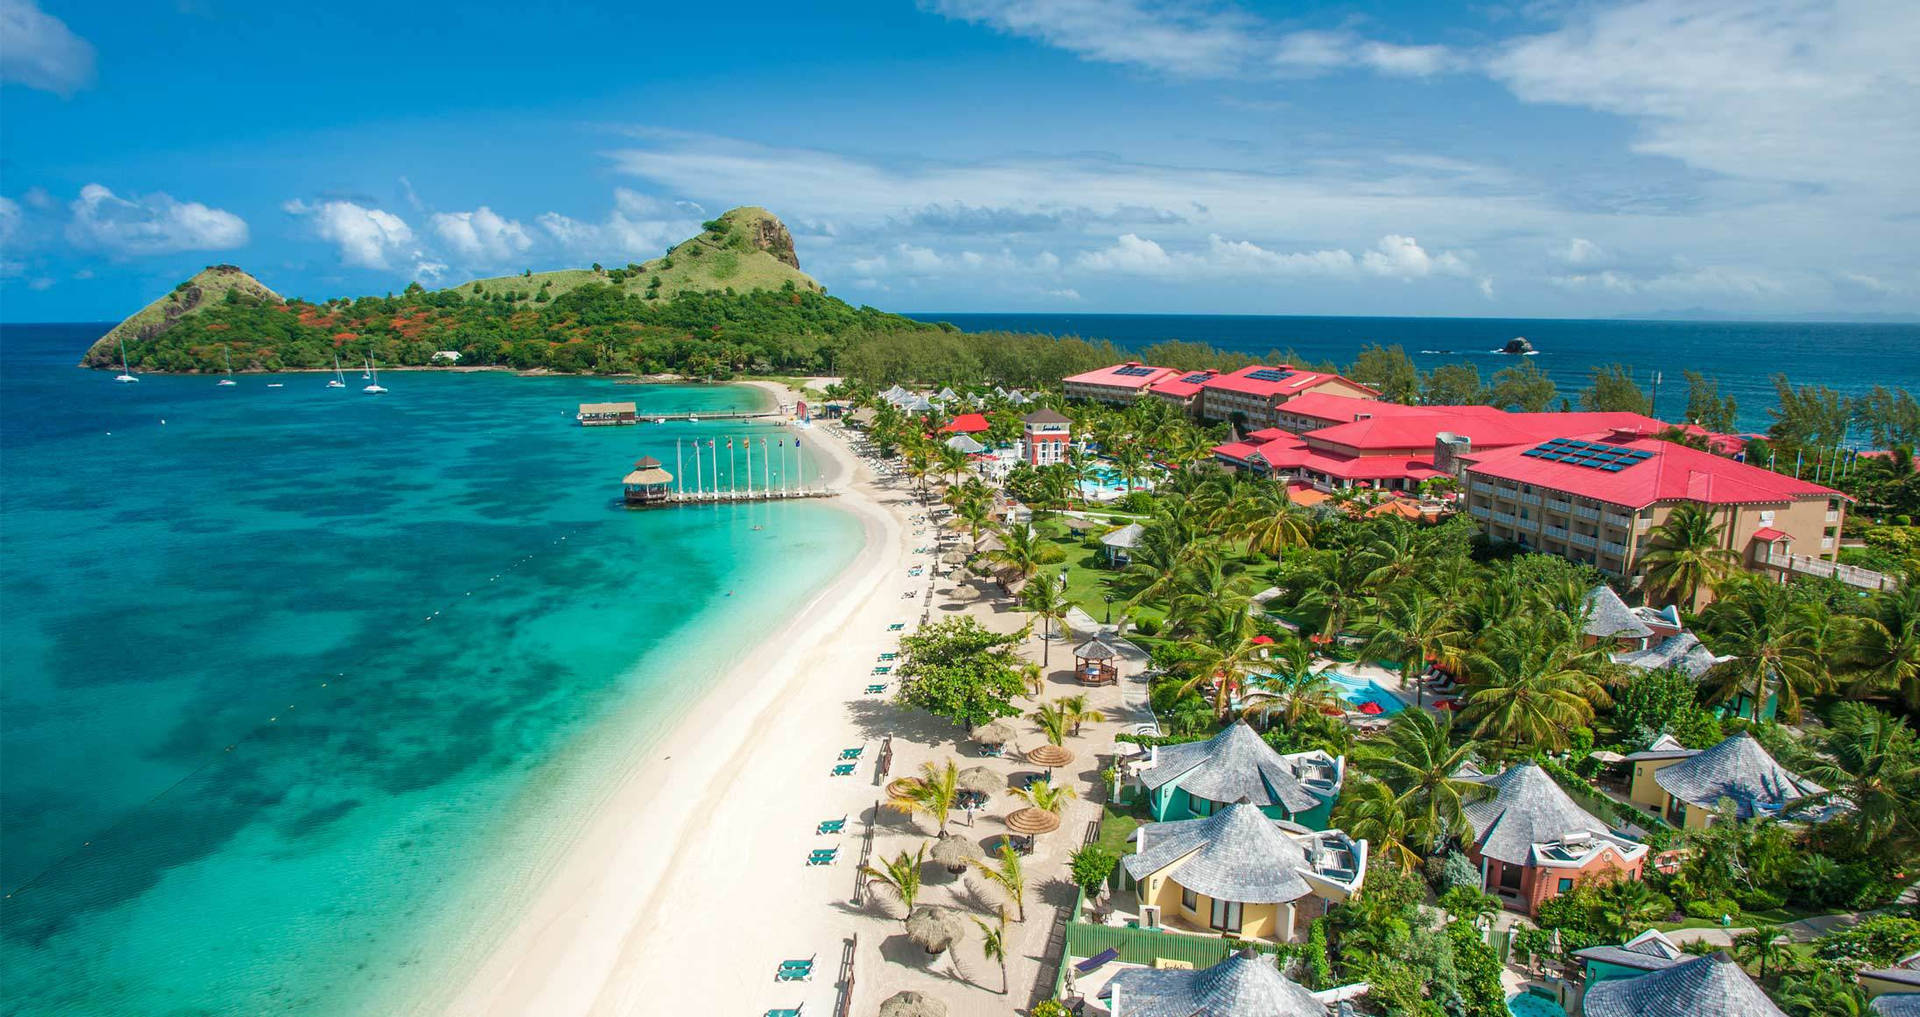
left=1138, top=721, right=1320, bottom=814
left=1582, top=952, right=1786, bottom=1017
left=1585, top=585, right=1655, bottom=641
left=1652, top=733, right=1821, bottom=819
left=1122, top=803, right=1314, bottom=904
left=1109, top=948, right=1329, bottom=1017
left=1462, top=762, right=1614, bottom=866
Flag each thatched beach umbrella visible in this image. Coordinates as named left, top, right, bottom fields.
left=905, top=906, right=965, bottom=955
left=930, top=832, right=983, bottom=874
left=885, top=777, right=920, bottom=802
left=1027, top=743, right=1075, bottom=769
left=972, top=721, right=1014, bottom=747
left=956, top=766, right=1002, bottom=796
left=878, top=990, right=948, bottom=1017
left=941, top=550, right=969, bottom=566
left=1005, top=807, right=1062, bottom=836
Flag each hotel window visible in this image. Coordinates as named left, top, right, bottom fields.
left=1182, top=887, right=1198, bottom=912
left=1557, top=878, right=1574, bottom=893
left=1209, top=898, right=1243, bottom=933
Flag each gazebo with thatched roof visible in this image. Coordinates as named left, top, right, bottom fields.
left=1074, top=637, right=1120, bottom=686
left=621, top=456, right=674, bottom=504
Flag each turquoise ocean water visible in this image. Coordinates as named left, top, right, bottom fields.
left=0, top=324, right=861, bottom=1016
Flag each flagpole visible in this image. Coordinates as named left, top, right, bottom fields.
left=745, top=435, right=753, bottom=498
left=729, top=438, right=737, bottom=498
left=676, top=439, right=683, bottom=499
left=694, top=440, right=703, bottom=498
left=763, top=437, right=771, bottom=497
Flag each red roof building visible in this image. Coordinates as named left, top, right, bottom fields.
left=1062, top=362, right=1180, bottom=404
left=1148, top=369, right=1218, bottom=409
left=1196, top=365, right=1379, bottom=427
left=939, top=413, right=992, bottom=435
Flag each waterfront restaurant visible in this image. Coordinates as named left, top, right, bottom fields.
left=579, top=401, right=639, bottom=426
left=622, top=456, right=674, bottom=504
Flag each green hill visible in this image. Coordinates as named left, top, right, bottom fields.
left=84, top=265, right=282, bottom=365
left=449, top=206, right=821, bottom=304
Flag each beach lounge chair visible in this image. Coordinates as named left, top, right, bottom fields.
left=806, top=847, right=838, bottom=866
left=1075, top=947, right=1121, bottom=975
left=888, top=622, right=905, bottom=631
left=775, top=956, right=815, bottom=982
left=877, top=652, right=897, bottom=660
left=871, top=666, right=891, bottom=675
left=864, top=683, right=888, bottom=695
left=830, top=763, right=856, bottom=776
left=765, top=1006, right=804, bottom=1017
left=816, top=817, right=846, bottom=835
left=839, top=747, right=864, bottom=760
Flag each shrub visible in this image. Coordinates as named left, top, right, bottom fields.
left=1132, top=617, right=1159, bottom=637
left=1734, top=888, right=1787, bottom=912
left=1069, top=845, right=1118, bottom=898
left=1440, top=851, right=1483, bottom=894
left=1306, top=919, right=1333, bottom=990
left=1031, top=1001, right=1072, bottom=1017
left=1683, top=899, right=1738, bottom=921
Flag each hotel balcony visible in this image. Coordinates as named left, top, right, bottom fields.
left=1492, top=511, right=1519, bottom=527
left=1827, top=510, right=1841, bottom=523
left=1571, top=504, right=1601, bottom=522
left=1759, top=552, right=1897, bottom=591
left=1518, top=492, right=1543, bottom=507
left=1471, top=481, right=1494, bottom=496
left=1544, top=498, right=1571, bottom=514
left=1468, top=503, right=1491, bottom=519
left=1602, top=540, right=1628, bottom=556
left=1543, top=525, right=1569, bottom=541
left=1603, top=511, right=1632, bottom=528
left=1569, top=532, right=1598, bottom=549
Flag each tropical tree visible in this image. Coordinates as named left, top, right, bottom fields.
left=1009, top=776, right=1077, bottom=815
left=1462, top=618, right=1610, bottom=750
left=955, top=495, right=995, bottom=554
left=973, top=915, right=1009, bottom=993
left=1796, top=702, right=1920, bottom=852
left=861, top=844, right=926, bottom=918
left=936, top=444, right=969, bottom=486
left=886, top=759, right=961, bottom=833
left=984, top=524, right=1064, bottom=588
left=1733, top=928, right=1794, bottom=981
left=1596, top=877, right=1669, bottom=940
left=1030, top=700, right=1070, bottom=747
left=1229, top=480, right=1314, bottom=557
left=1019, top=571, right=1073, bottom=667
left=1056, top=693, right=1106, bottom=736
left=1353, top=710, right=1484, bottom=851
left=1697, top=580, right=1827, bottom=722
left=1173, top=604, right=1272, bottom=719
left=1640, top=504, right=1738, bottom=610
left=1844, top=584, right=1920, bottom=710
left=971, top=843, right=1028, bottom=922
left=1333, top=776, right=1421, bottom=871
left=1357, top=586, right=1463, bottom=707
left=1238, top=638, right=1339, bottom=728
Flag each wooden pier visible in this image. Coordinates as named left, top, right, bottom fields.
left=636, top=409, right=785, bottom=423
left=650, top=489, right=838, bottom=506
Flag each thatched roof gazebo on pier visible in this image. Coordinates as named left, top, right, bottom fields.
left=622, top=456, right=674, bottom=505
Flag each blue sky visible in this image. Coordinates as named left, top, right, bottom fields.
left=2, top=0, right=1916, bottom=321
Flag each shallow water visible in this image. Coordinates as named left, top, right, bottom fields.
left=0, top=324, right=861, bottom=1015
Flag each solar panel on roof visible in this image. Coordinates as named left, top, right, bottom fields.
left=1523, top=438, right=1653, bottom=471
left=1245, top=368, right=1294, bottom=382
left=1113, top=365, right=1156, bottom=377
left=1180, top=372, right=1212, bottom=384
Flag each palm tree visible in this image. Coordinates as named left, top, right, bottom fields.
left=886, top=759, right=961, bottom=833
left=1844, top=584, right=1920, bottom=711
left=1357, top=586, right=1463, bottom=708
left=1640, top=504, right=1738, bottom=610
left=1030, top=700, right=1070, bottom=747
left=1333, top=776, right=1421, bottom=871
left=1019, top=571, right=1072, bottom=667
left=984, top=524, right=1064, bottom=588
left=1462, top=620, right=1610, bottom=751
left=1009, top=776, right=1077, bottom=815
left=1354, top=523, right=1425, bottom=592
left=1733, top=928, right=1793, bottom=981
left=1353, top=710, right=1483, bottom=851
left=955, top=494, right=995, bottom=554
left=1696, top=580, right=1826, bottom=722
left=861, top=845, right=926, bottom=918
left=1596, top=877, right=1667, bottom=940
left=1112, top=443, right=1149, bottom=494
left=1797, top=702, right=1920, bottom=852
left=972, top=915, right=1009, bottom=993
left=1238, top=638, right=1338, bottom=728
left=1056, top=694, right=1105, bottom=736
left=1173, top=605, right=1272, bottom=719
left=971, top=843, right=1028, bottom=922
left=937, top=444, right=969, bottom=486
left=1228, top=481, right=1314, bottom=557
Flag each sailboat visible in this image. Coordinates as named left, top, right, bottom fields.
left=114, top=337, right=139, bottom=383
left=363, top=358, right=388, bottom=394
left=217, top=346, right=238, bottom=386
left=327, top=354, right=347, bottom=389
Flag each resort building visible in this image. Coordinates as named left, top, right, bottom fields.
left=1860, top=952, right=1920, bottom=1003
left=1147, top=369, right=1217, bottom=412
left=620, top=456, right=674, bottom=504
left=1100, top=522, right=1145, bottom=565
left=1023, top=408, right=1072, bottom=466
left=939, top=412, right=991, bottom=435
left=1625, top=732, right=1824, bottom=829
left=1581, top=951, right=1785, bottom=1017
left=1582, top=586, right=1730, bottom=680
left=1194, top=366, right=1379, bottom=428
left=1118, top=803, right=1366, bottom=943
left=1136, top=721, right=1345, bottom=829
left=1460, top=763, right=1649, bottom=916
left=1574, top=929, right=1687, bottom=985
left=1460, top=431, right=1859, bottom=589
left=1063, top=362, right=1181, bottom=404
left=577, top=401, right=638, bottom=426
left=1106, top=948, right=1342, bottom=1017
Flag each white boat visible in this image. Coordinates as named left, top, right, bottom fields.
left=266, top=383, right=283, bottom=388
left=327, top=354, right=347, bottom=388
left=114, top=337, right=139, bottom=383
left=364, top=359, right=388, bottom=394
left=687, top=415, right=699, bottom=423
left=217, top=346, right=237, bottom=385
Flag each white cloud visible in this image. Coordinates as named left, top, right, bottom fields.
left=1361, top=234, right=1469, bottom=279
left=536, top=188, right=696, bottom=262
left=1076, top=232, right=1470, bottom=283
left=928, top=0, right=1455, bottom=79
left=412, top=260, right=449, bottom=284
left=1479, top=277, right=1496, bottom=299
left=1045, top=287, right=1082, bottom=300
left=284, top=198, right=413, bottom=269
left=67, top=184, right=249, bottom=255
left=429, top=206, right=532, bottom=264
left=0, top=195, right=20, bottom=247
left=1076, top=233, right=1175, bottom=273
left=1556, top=237, right=1606, bottom=265
left=1489, top=0, right=1919, bottom=195
left=1549, top=264, right=1791, bottom=297
left=0, top=0, right=95, bottom=96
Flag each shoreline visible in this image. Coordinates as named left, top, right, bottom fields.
left=434, top=379, right=908, bottom=1016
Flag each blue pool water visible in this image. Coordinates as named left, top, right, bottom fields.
left=1326, top=670, right=1409, bottom=715
left=1508, top=991, right=1570, bottom=1017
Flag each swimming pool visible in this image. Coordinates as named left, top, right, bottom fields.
left=1326, top=670, right=1409, bottom=715
left=1077, top=463, right=1162, bottom=500
left=1508, top=991, right=1569, bottom=1017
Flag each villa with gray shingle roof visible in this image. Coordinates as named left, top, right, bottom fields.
left=1460, top=763, right=1648, bottom=916
left=1631, top=732, right=1825, bottom=829
left=1107, top=949, right=1333, bottom=1017
left=1585, top=586, right=1655, bottom=643
left=1138, top=721, right=1345, bottom=828
left=1582, top=586, right=1731, bottom=681
left=1120, top=803, right=1366, bottom=943
left=1581, top=951, right=1785, bottom=1017
left=1575, top=929, right=1686, bottom=983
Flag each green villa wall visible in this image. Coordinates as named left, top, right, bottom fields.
left=1149, top=785, right=1338, bottom=831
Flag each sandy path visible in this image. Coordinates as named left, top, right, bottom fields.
left=441, top=381, right=924, bottom=1017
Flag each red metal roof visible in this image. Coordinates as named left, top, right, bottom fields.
left=1063, top=362, right=1179, bottom=389
left=1273, top=393, right=1449, bottom=426
left=939, top=413, right=991, bottom=434
left=1463, top=436, right=1843, bottom=509
left=1150, top=370, right=1218, bottom=398
left=1751, top=527, right=1790, bottom=542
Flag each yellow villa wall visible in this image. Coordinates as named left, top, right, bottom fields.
left=1140, top=873, right=1294, bottom=942
left=1628, top=760, right=1712, bottom=830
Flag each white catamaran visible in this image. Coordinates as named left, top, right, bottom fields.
left=327, top=354, right=347, bottom=388
left=217, top=346, right=237, bottom=386
left=114, top=337, right=138, bottom=383
left=363, top=359, right=388, bottom=394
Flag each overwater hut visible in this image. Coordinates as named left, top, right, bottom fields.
left=622, top=456, right=674, bottom=504
left=578, top=401, right=638, bottom=426
left=1074, top=637, right=1119, bottom=686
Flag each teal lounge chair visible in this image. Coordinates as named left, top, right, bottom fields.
left=816, top=817, right=846, bottom=835
left=806, top=847, right=838, bottom=866
left=830, top=763, right=856, bottom=776
left=775, top=956, right=815, bottom=982
left=864, top=683, right=888, bottom=695
left=888, top=623, right=905, bottom=631
left=877, top=652, right=897, bottom=661
left=839, top=747, right=864, bottom=760
left=765, top=1007, right=803, bottom=1017
left=871, top=666, right=891, bottom=675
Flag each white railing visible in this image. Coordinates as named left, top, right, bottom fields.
left=1602, top=541, right=1629, bottom=556
left=1603, top=512, right=1632, bottom=528
left=1468, top=503, right=1492, bottom=519
left=1544, top=525, right=1570, bottom=540
left=1519, top=492, right=1543, bottom=506
left=1545, top=498, right=1572, bottom=514
left=1572, top=505, right=1601, bottom=522
left=1470, top=482, right=1494, bottom=496
left=1569, top=532, right=1598, bottom=549
left=1826, top=511, right=1840, bottom=524
left=1763, top=552, right=1897, bottom=591
left=1493, top=511, right=1518, bottom=527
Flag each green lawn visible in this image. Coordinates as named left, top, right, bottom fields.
left=1031, top=518, right=1155, bottom=625
left=1095, top=803, right=1145, bottom=856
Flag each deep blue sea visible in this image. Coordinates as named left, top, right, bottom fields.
left=0, top=323, right=860, bottom=1016
left=912, top=313, right=1920, bottom=435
